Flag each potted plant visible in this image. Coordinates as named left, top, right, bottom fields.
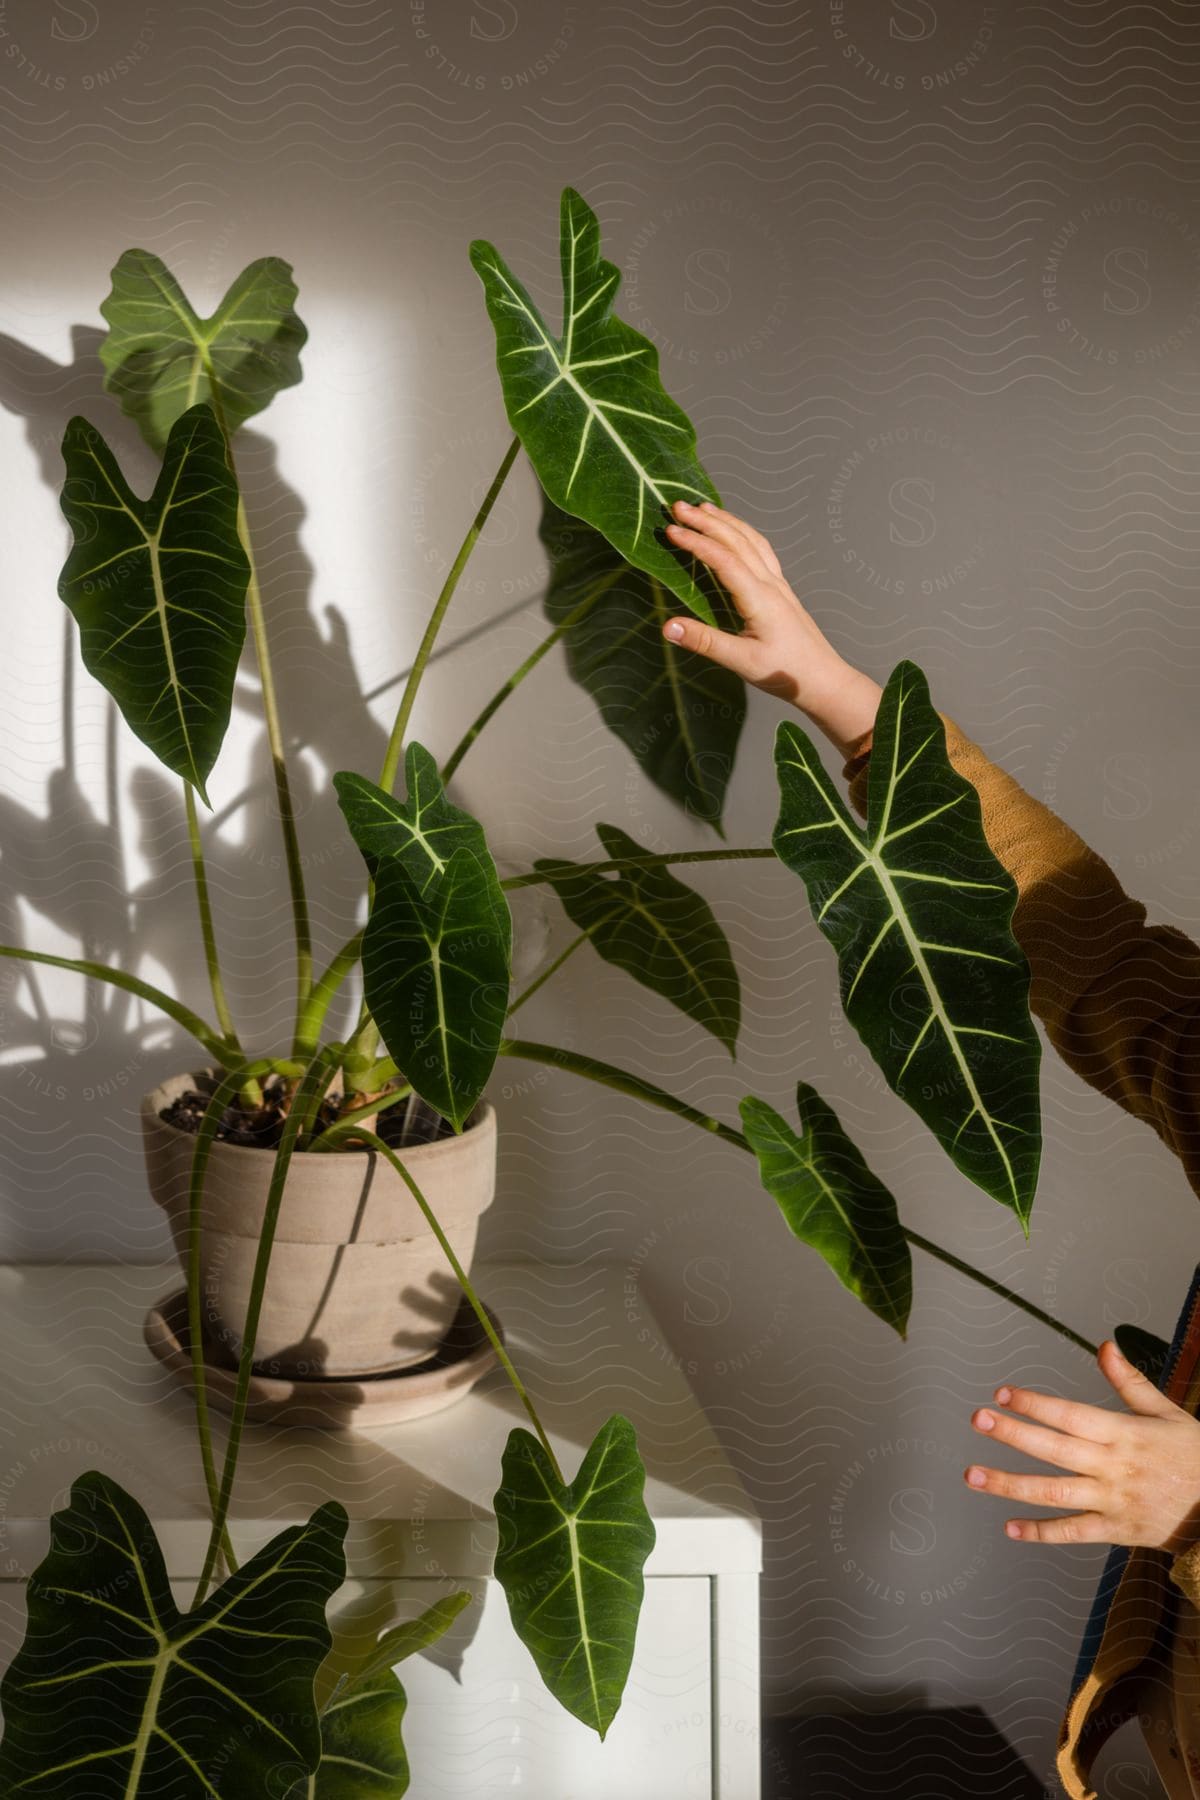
left=0, top=188, right=1095, bottom=1796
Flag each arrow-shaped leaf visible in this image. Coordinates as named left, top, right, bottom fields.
left=100, top=249, right=307, bottom=453
left=740, top=1082, right=912, bottom=1335
left=535, top=821, right=740, bottom=1054
left=540, top=499, right=746, bottom=831
left=293, top=1594, right=472, bottom=1800
left=361, top=845, right=512, bottom=1131
left=334, top=745, right=488, bottom=888
left=493, top=1414, right=655, bottom=1740
left=58, top=404, right=250, bottom=802
left=472, top=188, right=726, bottom=626
left=0, top=1471, right=347, bottom=1796
left=773, top=660, right=1042, bottom=1226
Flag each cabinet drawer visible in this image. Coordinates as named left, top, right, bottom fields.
left=0, top=1575, right=713, bottom=1800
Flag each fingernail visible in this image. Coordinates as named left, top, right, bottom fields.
left=975, top=1409, right=995, bottom=1431
left=664, top=621, right=685, bottom=641
left=675, top=499, right=696, bottom=511
left=994, top=1386, right=1012, bottom=1405
left=966, top=1466, right=987, bottom=1487
left=1006, top=1522, right=1023, bottom=1539
left=700, top=500, right=716, bottom=511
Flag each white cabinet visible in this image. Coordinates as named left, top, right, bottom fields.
left=0, top=1261, right=762, bottom=1798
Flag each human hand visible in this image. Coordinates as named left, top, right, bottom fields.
left=661, top=499, right=883, bottom=761
left=964, top=1339, right=1200, bottom=1553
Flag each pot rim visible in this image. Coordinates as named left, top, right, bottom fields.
left=141, top=1069, right=495, bottom=1166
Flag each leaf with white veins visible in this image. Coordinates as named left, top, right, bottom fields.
left=472, top=188, right=727, bottom=625
left=58, top=403, right=249, bottom=802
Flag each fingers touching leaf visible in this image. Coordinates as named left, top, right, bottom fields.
left=100, top=249, right=306, bottom=452
left=473, top=188, right=725, bottom=626
left=741, top=1083, right=911, bottom=1335
left=493, top=1415, right=655, bottom=1740
left=59, top=403, right=249, bottom=802
left=772, top=660, right=1042, bottom=1226
left=540, top=500, right=746, bottom=831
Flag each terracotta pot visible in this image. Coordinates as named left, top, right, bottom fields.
left=142, top=1070, right=497, bottom=1379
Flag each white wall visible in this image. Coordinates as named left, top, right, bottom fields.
left=2, top=1, right=1199, bottom=1788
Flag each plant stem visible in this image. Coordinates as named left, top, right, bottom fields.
left=185, top=1058, right=275, bottom=1601
left=440, top=568, right=621, bottom=783
left=311, top=1084, right=414, bottom=1148
left=352, top=1126, right=564, bottom=1482
left=193, top=1050, right=338, bottom=1604
left=497, top=1039, right=1099, bottom=1358
left=347, top=434, right=523, bottom=1074
left=498, top=1038, right=749, bottom=1151
left=297, top=931, right=364, bottom=1056
left=903, top=1229, right=1098, bottom=1357
left=184, top=783, right=240, bottom=1051
left=379, top=434, right=521, bottom=797
left=503, top=847, right=777, bottom=892
left=0, top=945, right=231, bottom=1062
left=507, top=932, right=588, bottom=1015
left=205, top=379, right=312, bottom=1041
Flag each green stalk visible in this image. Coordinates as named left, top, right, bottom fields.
left=499, top=1039, right=750, bottom=1150
left=497, top=1039, right=1099, bottom=1358
left=193, top=1050, right=338, bottom=1604
left=310, top=1084, right=413, bottom=1147
left=184, top=1058, right=275, bottom=1597
left=348, top=433, right=523, bottom=1075
left=184, top=783, right=240, bottom=1051
left=0, top=945, right=231, bottom=1062
left=205, top=375, right=312, bottom=1041
left=351, top=1126, right=563, bottom=1482
left=295, top=930, right=364, bottom=1056
left=440, top=567, right=622, bottom=783
left=503, top=847, right=777, bottom=892
left=507, top=931, right=588, bottom=1015
left=902, top=1229, right=1098, bottom=1357
left=379, top=434, right=522, bottom=796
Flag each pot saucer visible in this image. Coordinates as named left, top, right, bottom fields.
left=143, top=1288, right=504, bottom=1430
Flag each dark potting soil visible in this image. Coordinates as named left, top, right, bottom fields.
left=160, top=1074, right=450, bottom=1152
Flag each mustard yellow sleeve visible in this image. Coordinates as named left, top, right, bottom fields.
left=841, top=715, right=1200, bottom=1194
left=1169, top=1540, right=1200, bottom=1608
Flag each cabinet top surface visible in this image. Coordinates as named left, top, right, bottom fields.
left=0, top=1261, right=761, bottom=1571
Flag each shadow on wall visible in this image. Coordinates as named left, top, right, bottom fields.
left=764, top=1704, right=1049, bottom=1799
left=0, top=323, right=389, bottom=1254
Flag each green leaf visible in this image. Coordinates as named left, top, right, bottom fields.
left=0, top=1471, right=347, bottom=1797
left=361, top=846, right=512, bottom=1131
left=334, top=745, right=488, bottom=888
left=535, top=821, right=740, bottom=1054
left=58, top=404, right=250, bottom=803
left=310, top=1671, right=409, bottom=1798
left=493, top=1414, right=655, bottom=1740
left=472, top=187, right=726, bottom=627
left=295, top=1593, right=472, bottom=1799
left=540, top=499, right=746, bottom=831
left=343, top=1590, right=472, bottom=1691
left=100, top=249, right=306, bottom=453
left=772, top=660, right=1042, bottom=1227
left=740, top=1083, right=912, bottom=1335
left=337, top=751, right=513, bottom=1127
